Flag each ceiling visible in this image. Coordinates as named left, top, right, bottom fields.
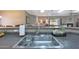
left=26, top=10, right=79, bottom=16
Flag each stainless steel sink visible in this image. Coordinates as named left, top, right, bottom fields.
left=13, top=33, right=63, bottom=49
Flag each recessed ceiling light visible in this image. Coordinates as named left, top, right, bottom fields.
left=40, top=10, right=45, bottom=13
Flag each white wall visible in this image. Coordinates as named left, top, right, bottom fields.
left=0, top=10, right=26, bottom=26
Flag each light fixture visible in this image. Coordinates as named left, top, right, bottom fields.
left=73, top=10, right=79, bottom=13
left=58, top=10, right=64, bottom=13
left=0, top=16, right=2, bottom=18
left=40, top=10, right=45, bottom=13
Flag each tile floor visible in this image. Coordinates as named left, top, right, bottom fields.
left=0, top=32, right=79, bottom=49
